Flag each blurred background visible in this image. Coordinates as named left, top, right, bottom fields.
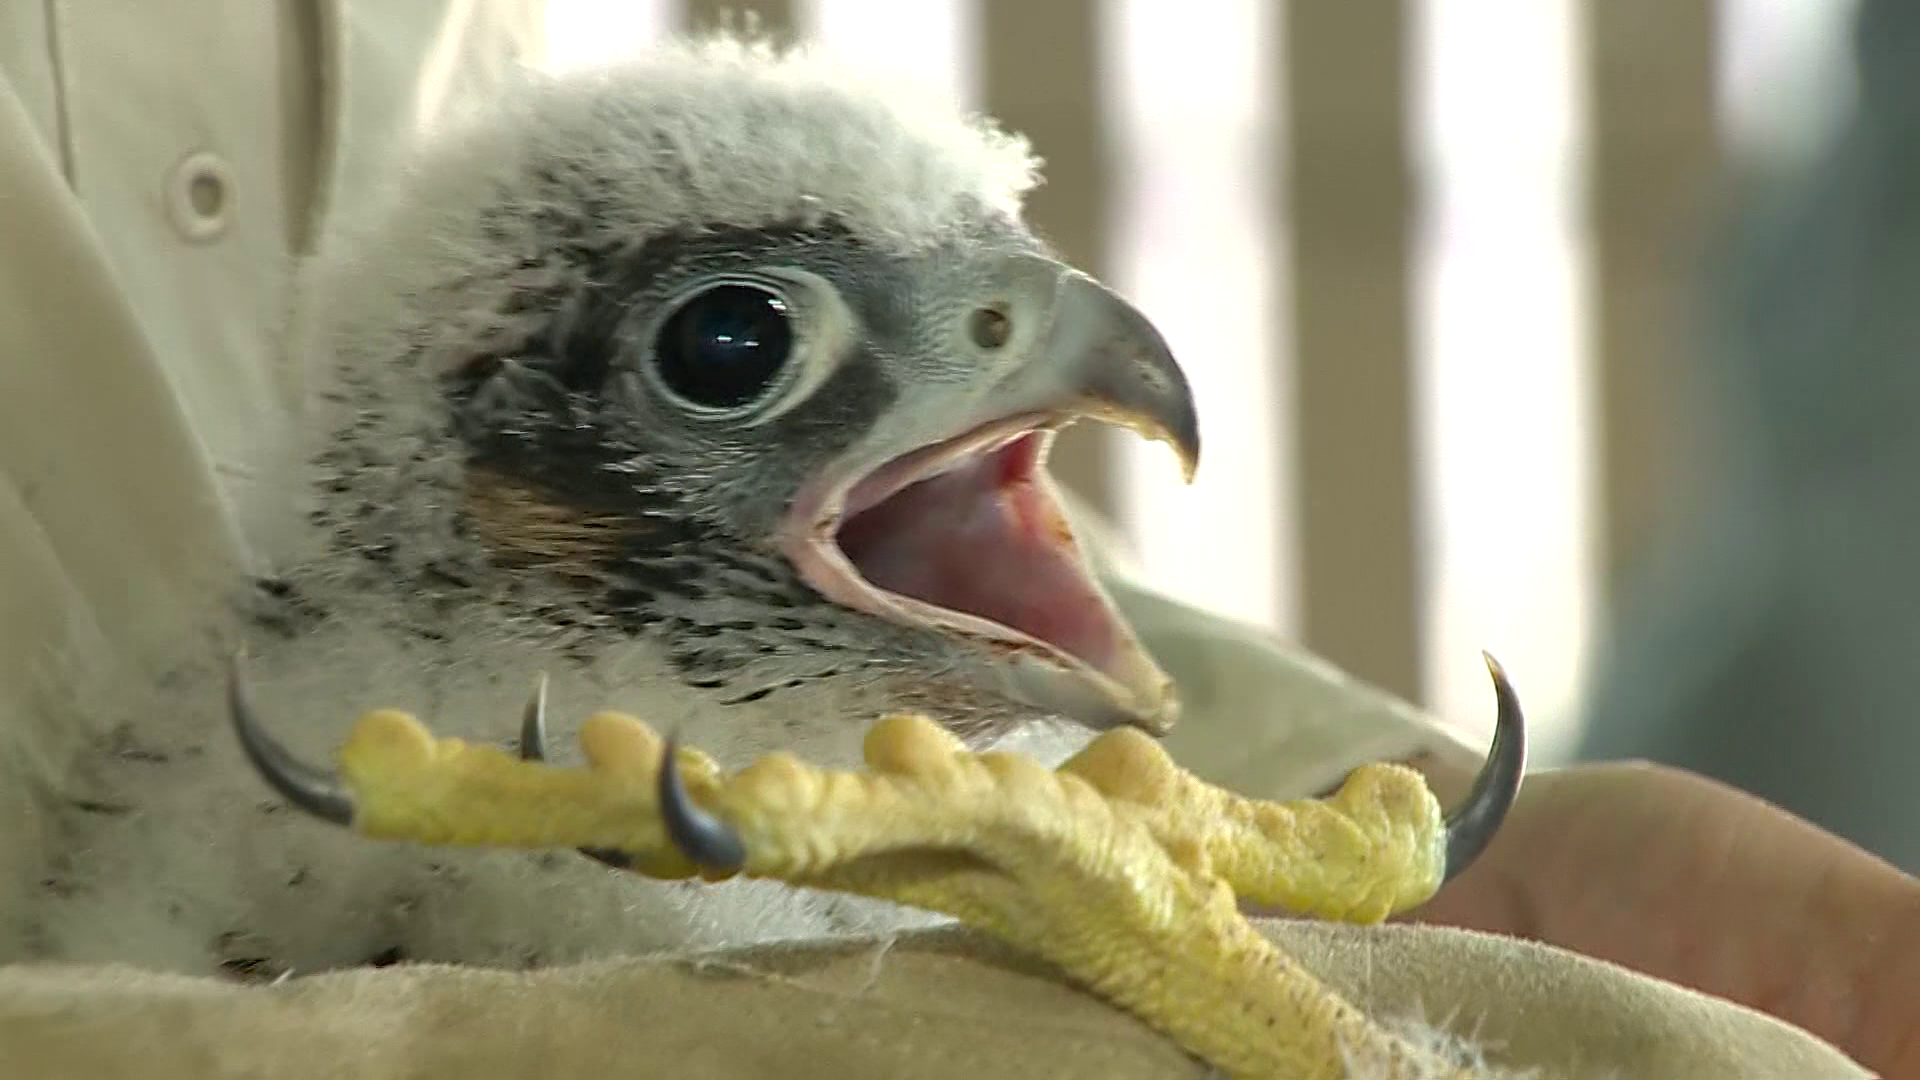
left=528, top=1, right=1920, bottom=870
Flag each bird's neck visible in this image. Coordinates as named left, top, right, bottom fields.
left=244, top=559, right=1068, bottom=771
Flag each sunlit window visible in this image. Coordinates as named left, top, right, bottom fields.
left=541, top=0, right=669, bottom=69
left=1106, top=0, right=1291, bottom=635
left=1410, top=0, right=1594, bottom=757
left=807, top=0, right=975, bottom=108
left=1716, top=0, right=1858, bottom=165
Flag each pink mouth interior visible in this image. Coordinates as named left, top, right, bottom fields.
left=833, top=432, right=1123, bottom=673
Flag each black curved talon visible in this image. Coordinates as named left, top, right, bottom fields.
left=657, top=732, right=748, bottom=873
left=1440, top=651, right=1528, bottom=882
left=229, top=652, right=356, bottom=826
left=515, top=676, right=635, bottom=871
left=517, top=673, right=551, bottom=761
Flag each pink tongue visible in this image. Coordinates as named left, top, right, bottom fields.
left=835, top=448, right=1119, bottom=670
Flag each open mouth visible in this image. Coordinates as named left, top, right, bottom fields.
left=781, top=414, right=1173, bottom=727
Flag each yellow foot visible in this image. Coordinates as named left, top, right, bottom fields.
left=229, top=655, right=1525, bottom=1080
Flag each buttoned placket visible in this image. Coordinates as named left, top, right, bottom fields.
left=45, top=2, right=337, bottom=499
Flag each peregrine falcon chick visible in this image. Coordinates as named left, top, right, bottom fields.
left=22, top=39, right=1489, bottom=986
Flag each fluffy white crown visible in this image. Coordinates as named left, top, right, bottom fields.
left=301, top=36, right=1041, bottom=387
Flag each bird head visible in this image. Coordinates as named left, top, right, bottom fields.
left=286, top=39, right=1199, bottom=748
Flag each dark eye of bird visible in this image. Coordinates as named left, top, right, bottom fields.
left=652, top=283, right=794, bottom=410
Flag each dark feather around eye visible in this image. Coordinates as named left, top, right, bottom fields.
left=450, top=355, right=580, bottom=439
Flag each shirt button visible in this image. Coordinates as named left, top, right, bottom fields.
left=166, top=151, right=235, bottom=242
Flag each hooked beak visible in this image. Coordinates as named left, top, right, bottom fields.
left=1030, top=266, right=1201, bottom=481
left=782, top=261, right=1201, bottom=736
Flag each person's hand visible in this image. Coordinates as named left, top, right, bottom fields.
left=1402, top=759, right=1920, bottom=1078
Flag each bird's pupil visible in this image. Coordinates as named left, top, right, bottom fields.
left=654, top=283, right=793, bottom=410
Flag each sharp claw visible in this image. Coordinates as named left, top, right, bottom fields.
left=228, top=652, right=356, bottom=826
left=1441, top=651, right=1528, bottom=882
left=231, top=657, right=725, bottom=873
left=658, top=731, right=747, bottom=873
left=515, top=675, right=634, bottom=871
left=518, top=673, right=550, bottom=762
